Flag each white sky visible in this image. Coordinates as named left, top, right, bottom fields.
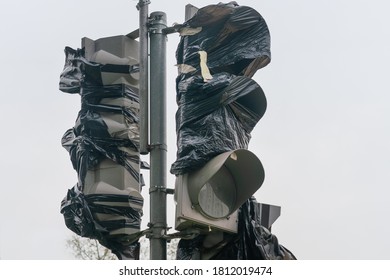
left=0, top=0, right=389, bottom=260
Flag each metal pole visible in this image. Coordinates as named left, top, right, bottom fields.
left=138, top=0, right=150, bottom=155
left=149, top=11, right=167, bottom=260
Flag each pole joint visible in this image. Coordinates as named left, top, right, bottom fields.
left=149, top=142, right=167, bottom=151
left=149, top=12, right=167, bottom=34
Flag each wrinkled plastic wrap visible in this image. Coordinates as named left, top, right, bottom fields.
left=173, top=2, right=295, bottom=260
left=176, top=198, right=296, bottom=260
left=59, top=46, right=144, bottom=259
left=170, top=2, right=270, bottom=175
left=172, top=73, right=266, bottom=174
left=176, top=2, right=271, bottom=78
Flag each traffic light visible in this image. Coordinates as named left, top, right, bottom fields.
left=175, top=149, right=265, bottom=233
left=172, top=3, right=272, bottom=237
left=81, top=35, right=143, bottom=238
left=60, top=35, right=145, bottom=259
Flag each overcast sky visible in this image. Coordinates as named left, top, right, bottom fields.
left=0, top=0, right=389, bottom=260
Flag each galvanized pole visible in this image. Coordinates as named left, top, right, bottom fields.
left=138, top=0, right=150, bottom=155
left=149, top=11, right=168, bottom=260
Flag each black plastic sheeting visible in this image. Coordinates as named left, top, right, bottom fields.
left=61, top=186, right=143, bottom=260
left=171, top=73, right=266, bottom=174
left=60, top=47, right=142, bottom=188
left=177, top=198, right=296, bottom=260
left=61, top=186, right=143, bottom=236
left=175, top=2, right=271, bottom=78
left=59, top=46, right=144, bottom=259
left=173, top=2, right=296, bottom=259
left=170, top=2, right=270, bottom=175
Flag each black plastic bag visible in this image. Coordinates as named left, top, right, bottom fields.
left=59, top=45, right=144, bottom=259
left=176, top=2, right=271, bottom=77
left=170, top=2, right=270, bottom=175
left=60, top=185, right=106, bottom=239
left=176, top=198, right=296, bottom=260
left=60, top=185, right=143, bottom=260
left=171, top=73, right=266, bottom=175
left=60, top=47, right=142, bottom=187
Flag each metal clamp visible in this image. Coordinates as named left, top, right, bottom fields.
left=149, top=185, right=165, bottom=194
left=146, top=222, right=170, bottom=239
left=149, top=185, right=174, bottom=195
left=163, top=228, right=201, bottom=240
left=149, top=142, right=168, bottom=151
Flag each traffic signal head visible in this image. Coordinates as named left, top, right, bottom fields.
left=175, top=149, right=265, bottom=233
left=60, top=35, right=143, bottom=259
left=82, top=35, right=140, bottom=86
